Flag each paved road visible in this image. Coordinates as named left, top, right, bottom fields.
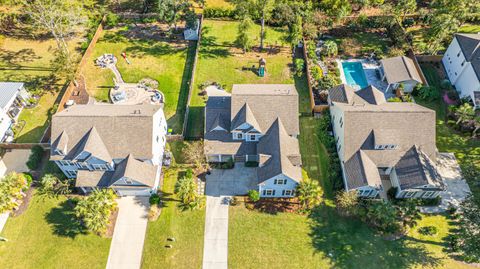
left=106, top=196, right=149, bottom=269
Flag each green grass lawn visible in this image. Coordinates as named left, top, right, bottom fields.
left=82, top=26, right=196, bottom=134
left=332, top=31, right=389, bottom=58
left=205, top=0, right=233, bottom=8
left=0, top=191, right=111, bottom=269
left=0, top=36, right=80, bottom=142
left=186, top=19, right=292, bottom=138
left=141, top=166, right=205, bottom=269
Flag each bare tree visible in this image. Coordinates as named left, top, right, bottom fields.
left=22, top=0, right=86, bottom=60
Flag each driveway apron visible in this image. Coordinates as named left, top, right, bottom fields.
left=106, top=196, right=149, bottom=269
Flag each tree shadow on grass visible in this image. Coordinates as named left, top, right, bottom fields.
left=309, top=205, right=441, bottom=269
left=45, top=200, right=87, bottom=238
left=198, top=26, right=232, bottom=59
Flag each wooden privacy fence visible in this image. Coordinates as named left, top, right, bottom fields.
left=302, top=39, right=329, bottom=114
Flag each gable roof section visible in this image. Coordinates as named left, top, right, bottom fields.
left=356, top=85, right=386, bottom=105
left=328, top=84, right=355, bottom=104
left=110, top=154, right=157, bottom=187
left=231, top=84, right=299, bottom=135
left=51, top=130, right=69, bottom=154
left=51, top=104, right=160, bottom=160
left=380, top=56, right=422, bottom=84
left=75, top=170, right=114, bottom=187
left=394, top=146, right=443, bottom=190
left=231, top=103, right=262, bottom=132
left=65, top=126, right=112, bottom=163
left=344, top=150, right=382, bottom=189
left=455, top=33, right=480, bottom=81
left=257, top=118, right=302, bottom=183
left=0, top=82, right=23, bottom=109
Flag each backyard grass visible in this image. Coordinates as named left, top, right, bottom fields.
left=0, top=36, right=80, bottom=142
left=141, top=166, right=205, bottom=269
left=186, top=19, right=292, bottom=138
left=332, top=31, right=389, bottom=58
left=205, top=0, right=233, bottom=8
left=417, top=64, right=480, bottom=201
left=0, top=191, right=111, bottom=269
left=82, top=25, right=195, bottom=133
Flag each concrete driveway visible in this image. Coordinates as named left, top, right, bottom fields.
left=106, top=196, right=149, bottom=269
left=202, top=164, right=256, bottom=269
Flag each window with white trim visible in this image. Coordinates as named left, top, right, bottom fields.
left=65, top=170, right=77, bottom=177
left=274, top=179, right=287, bottom=185
left=423, top=191, right=435, bottom=198
left=92, top=164, right=107, bottom=171
left=404, top=191, right=415, bottom=198
left=250, top=134, right=256, bottom=141
left=282, top=189, right=294, bottom=196
left=263, top=189, right=275, bottom=196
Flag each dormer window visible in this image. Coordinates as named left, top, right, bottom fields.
left=375, top=144, right=397, bottom=150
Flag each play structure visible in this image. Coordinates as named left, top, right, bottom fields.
left=258, top=58, right=266, bottom=77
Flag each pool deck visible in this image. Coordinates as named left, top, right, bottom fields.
left=337, top=59, right=389, bottom=94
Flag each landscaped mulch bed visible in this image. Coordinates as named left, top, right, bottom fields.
left=10, top=186, right=35, bottom=217
left=244, top=197, right=301, bottom=214
left=105, top=207, right=119, bottom=238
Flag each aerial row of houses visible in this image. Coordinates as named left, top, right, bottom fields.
left=2, top=32, right=476, bottom=199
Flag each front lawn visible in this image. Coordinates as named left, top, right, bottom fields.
left=186, top=19, right=293, bottom=138
left=141, top=166, right=205, bottom=269
left=82, top=25, right=195, bottom=134
left=0, top=192, right=111, bottom=269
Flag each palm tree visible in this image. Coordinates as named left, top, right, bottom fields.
left=175, top=176, right=198, bottom=208
left=455, top=103, right=475, bottom=125
left=74, top=189, right=117, bottom=234
left=322, top=40, right=338, bottom=58
left=296, top=178, right=323, bottom=210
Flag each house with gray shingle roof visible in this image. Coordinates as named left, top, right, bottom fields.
left=442, top=33, right=480, bottom=108
left=50, top=104, right=168, bottom=196
left=380, top=56, right=423, bottom=93
left=328, top=84, right=445, bottom=199
left=204, top=84, right=302, bottom=197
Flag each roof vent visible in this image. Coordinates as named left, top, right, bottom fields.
left=133, top=109, right=141, bottom=114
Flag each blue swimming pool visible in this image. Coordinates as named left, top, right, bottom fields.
left=341, top=61, right=368, bottom=89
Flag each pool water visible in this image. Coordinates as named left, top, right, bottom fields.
left=341, top=61, right=368, bottom=89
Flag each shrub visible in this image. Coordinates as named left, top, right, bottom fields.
left=318, top=74, right=341, bottom=90
left=387, top=187, right=398, bottom=200
left=0, top=172, right=29, bottom=213
left=248, top=190, right=260, bottom=202
left=105, top=12, right=119, bottom=28
left=148, top=204, right=160, bottom=221
left=311, top=65, right=323, bottom=81
left=38, top=174, right=71, bottom=197
left=294, top=58, right=305, bottom=77
left=26, top=145, right=44, bottom=170
left=335, top=190, right=358, bottom=217
left=149, top=193, right=161, bottom=205
left=203, top=7, right=236, bottom=19
left=418, top=86, right=440, bottom=101
left=23, top=173, right=33, bottom=188
left=387, top=97, right=402, bottom=102
left=418, top=226, right=438, bottom=236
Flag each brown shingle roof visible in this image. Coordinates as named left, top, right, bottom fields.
left=344, top=150, right=381, bottom=189
left=51, top=104, right=160, bottom=160
left=110, top=154, right=157, bottom=187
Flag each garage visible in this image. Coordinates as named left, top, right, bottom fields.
left=114, top=188, right=152, bottom=197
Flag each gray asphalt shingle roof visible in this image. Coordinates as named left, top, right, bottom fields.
left=381, top=56, right=423, bottom=84
left=0, top=82, right=23, bottom=109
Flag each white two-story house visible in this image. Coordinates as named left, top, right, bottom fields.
left=328, top=84, right=444, bottom=199
left=0, top=82, right=31, bottom=142
left=204, top=84, right=302, bottom=197
left=50, top=104, right=167, bottom=196
left=442, top=33, right=480, bottom=108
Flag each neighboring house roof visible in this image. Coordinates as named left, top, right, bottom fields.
left=380, top=56, right=423, bottom=84
left=257, top=118, right=302, bottom=183
left=205, top=84, right=302, bottom=183
left=455, top=33, right=480, bottom=81
left=0, top=82, right=23, bottom=109
left=329, top=84, right=437, bottom=190
left=394, top=146, right=443, bottom=190
left=328, top=84, right=355, bottom=104
left=344, top=150, right=382, bottom=189
left=51, top=104, right=161, bottom=160
left=355, top=86, right=386, bottom=105
left=231, top=84, right=299, bottom=136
